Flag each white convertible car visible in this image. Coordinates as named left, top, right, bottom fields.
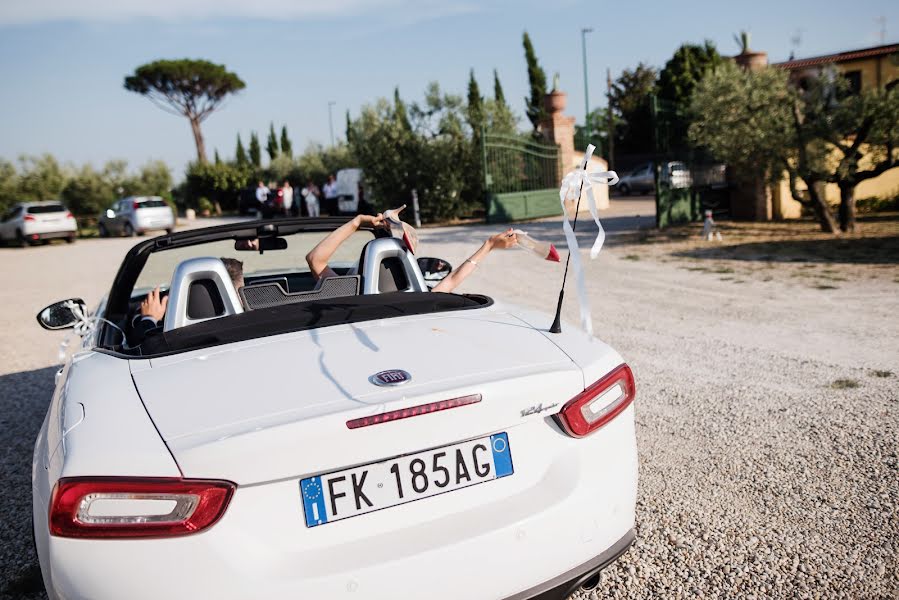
left=33, top=217, right=637, bottom=600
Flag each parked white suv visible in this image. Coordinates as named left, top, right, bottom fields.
left=0, top=201, right=77, bottom=246
left=98, top=196, right=175, bottom=237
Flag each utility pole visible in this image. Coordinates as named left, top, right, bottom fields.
left=581, top=28, right=593, bottom=148
left=328, top=101, right=336, bottom=146
left=606, top=68, right=614, bottom=170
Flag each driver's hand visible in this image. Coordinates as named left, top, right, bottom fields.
left=140, top=286, right=168, bottom=322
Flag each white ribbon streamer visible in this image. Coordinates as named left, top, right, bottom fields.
left=57, top=301, right=126, bottom=361
left=558, top=144, right=618, bottom=335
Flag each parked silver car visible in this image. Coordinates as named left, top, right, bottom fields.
left=0, top=201, right=77, bottom=246
left=616, top=163, right=655, bottom=195
left=98, top=196, right=175, bottom=237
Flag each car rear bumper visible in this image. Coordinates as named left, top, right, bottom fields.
left=40, top=412, right=638, bottom=600
left=505, top=528, right=635, bottom=600
left=26, top=229, right=76, bottom=240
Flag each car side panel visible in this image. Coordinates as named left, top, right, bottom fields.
left=34, top=351, right=181, bottom=599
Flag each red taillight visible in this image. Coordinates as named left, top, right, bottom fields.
left=133, top=200, right=140, bottom=209
left=49, top=477, right=235, bottom=539
left=66, top=211, right=74, bottom=219
left=556, top=364, right=635, bottom=438
left=23, top=214, right=36, bottom=221
left=346, top=394, right=481, bottom=429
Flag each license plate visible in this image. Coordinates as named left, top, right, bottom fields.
left=300, top=433, right=513, bottom=527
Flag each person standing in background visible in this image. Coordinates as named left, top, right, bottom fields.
left=281, top=180, right=294, bottom=216
left=323, top=174, right=338, bottom=215
left=302, top=179, right=320, bottom=217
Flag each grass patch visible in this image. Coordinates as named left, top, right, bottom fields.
left=623, top=254, right=641, bottom=261
left=831, top=378, right=860, bottom=389
left=870, top=370, right=893, bottom=378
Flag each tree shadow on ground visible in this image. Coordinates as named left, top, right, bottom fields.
left=0, top=366, right=56, bottom=600
left=672, top=235, right=899, bottom=265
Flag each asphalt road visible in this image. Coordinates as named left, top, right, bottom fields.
left=1, top=204, right=896, bottom=599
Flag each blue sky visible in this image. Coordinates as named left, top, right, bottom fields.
left=0, top=0, right=894, bottom=179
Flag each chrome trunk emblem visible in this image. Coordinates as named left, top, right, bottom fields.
left=370, top=369, right=412, bottom=387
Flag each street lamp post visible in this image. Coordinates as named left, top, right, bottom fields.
left=581, top=27, right=593, bottom=148
left=328, top=101, right=336, bottom=146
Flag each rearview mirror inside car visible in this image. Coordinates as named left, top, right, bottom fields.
left=234, top=237, right=288, bottom=253
left=36, top=298, right=87, bottom=330
left=417, top=257, right=452, bottom=289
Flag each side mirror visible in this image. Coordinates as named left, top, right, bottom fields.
left=36, top=298, right=87, bottom=330
left=417, top=257, right=452, bottom=289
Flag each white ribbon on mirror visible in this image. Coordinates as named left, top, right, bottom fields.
left=558, top=144, right=618, bottom=335
left=57, top=301, right=126, bottom=362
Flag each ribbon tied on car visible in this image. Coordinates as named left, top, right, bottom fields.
left=558, top=144, right=618, bottom=335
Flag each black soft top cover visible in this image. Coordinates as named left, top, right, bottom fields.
left=137, top=292, right=491, bottom=358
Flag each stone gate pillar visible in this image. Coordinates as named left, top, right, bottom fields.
left=539, top=84, right=576, bottom=181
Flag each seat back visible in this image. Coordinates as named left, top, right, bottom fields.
left=358, top=238, right=428, bottom=294
left=164, top=257, right=244, bottom=331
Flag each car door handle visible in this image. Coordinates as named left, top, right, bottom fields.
left=55, top=368, right=64, bottom=385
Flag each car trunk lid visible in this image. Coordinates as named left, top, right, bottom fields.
left=131, top=309, right=585, bottom=485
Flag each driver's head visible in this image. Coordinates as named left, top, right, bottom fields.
left=220, top=258, right=244, bottom=290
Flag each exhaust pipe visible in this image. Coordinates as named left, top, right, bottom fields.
left=579, top=572, right=601, bottom=592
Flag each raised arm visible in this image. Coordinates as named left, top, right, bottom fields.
left=433, top=229, right=517, bottom=293
left=306, top=214, right=386, bottom=280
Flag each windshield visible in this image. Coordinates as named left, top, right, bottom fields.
left=136, top=199, right=169, bottom=208
left=132, top=229, right=373, bottom=296
left=28, top=204, right=66, bottom=214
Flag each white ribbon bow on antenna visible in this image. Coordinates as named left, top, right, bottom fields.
left=557, top=144, right=618, bottom=335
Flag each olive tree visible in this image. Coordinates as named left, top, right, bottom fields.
left=690, top=62, right=899, bottom=233
left=124, top=59, right=245, bottom=164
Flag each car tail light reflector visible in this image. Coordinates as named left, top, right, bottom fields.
left=66, top=211, right=74, bottom=219
left=49, top=477, right=235, bottom=539
left=133, top=200, right=141, bottom=209
left=556, top=364, right=635, bottom=438
left=346, top=394, right=481, bottom=429
left=23, top=214, right=36, bottom=221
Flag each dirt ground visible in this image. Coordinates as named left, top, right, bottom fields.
left=1, top=207, right=897, bottom=599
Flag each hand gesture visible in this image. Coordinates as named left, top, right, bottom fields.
left=140, top=286, right=168, bottom=322
left=358, top=212, right=390, bottom=229
left=488, top=228, right=518, bottom=250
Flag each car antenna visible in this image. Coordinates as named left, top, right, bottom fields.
left=549, top=153, right=590, bottom=334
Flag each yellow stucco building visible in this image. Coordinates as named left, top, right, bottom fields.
left=770, top=43, right=899, bottom=219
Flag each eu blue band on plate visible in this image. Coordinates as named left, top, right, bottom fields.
left=490, top=433, right=514, bottom=478
left=300, top=476, right=328, bottom=527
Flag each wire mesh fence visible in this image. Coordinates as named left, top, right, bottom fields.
left=482, top=131, right=560, bottom=194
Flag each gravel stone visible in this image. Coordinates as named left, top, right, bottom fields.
left=1, top=210, right=897, bottom=599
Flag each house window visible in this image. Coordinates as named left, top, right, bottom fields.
left=844, top=70, right=862, bottom=94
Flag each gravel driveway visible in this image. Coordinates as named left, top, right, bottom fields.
left=1, top=209, right=896, bottom=599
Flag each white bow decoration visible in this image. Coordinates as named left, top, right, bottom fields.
left=558, top=144, right=618, bottom=335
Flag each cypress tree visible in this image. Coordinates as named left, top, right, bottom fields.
left=266, top=122, right=279, bottom=161
left=214, top=149, right=221, bottom=165
left=394, top=88, right=411, bottom=131
left=493, top=69, right=507, bottom=107
left=280, top=125, right=293, bottom=157
left=248, top=132, right=261, bottom=167
left=522, top=31, right=547, bottom=132
left=235, top=134, right=248, bottom=166
left=466, top=69, right=485, bottom=134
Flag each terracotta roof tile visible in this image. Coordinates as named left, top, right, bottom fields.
left=774, top=43, right=899, bottom=70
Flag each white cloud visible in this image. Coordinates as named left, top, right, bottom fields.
left=0, top=0, right=479, bottom=26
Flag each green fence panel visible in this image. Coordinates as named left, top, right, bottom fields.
left=487, top=189, right=560, bottom=223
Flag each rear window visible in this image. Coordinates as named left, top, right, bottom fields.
left=27, top=204, right=66, bottom=214
left=136, top=199, right=169, bottom=209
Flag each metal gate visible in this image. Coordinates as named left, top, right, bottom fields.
left=482, top=130, right=561, bottom=223
left=650, top=95, right=730, bottom=228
